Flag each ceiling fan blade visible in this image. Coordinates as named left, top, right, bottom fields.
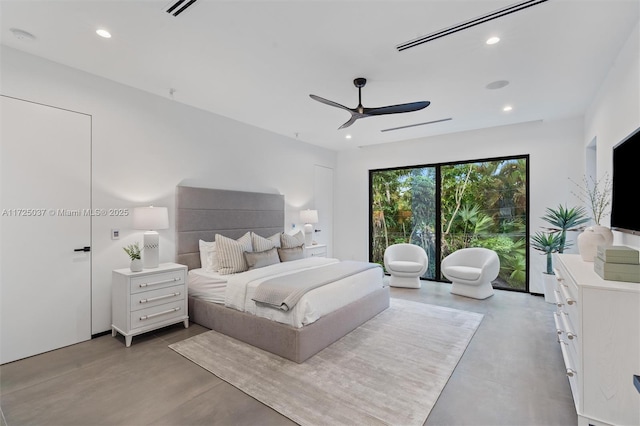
left=363, top=101, right=430, bottom=116
left=309, top=94, right=352, bottom=112
left=338, top=114, right=360, bottom=129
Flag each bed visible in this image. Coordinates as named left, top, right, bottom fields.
left=175, top=185, right=390, bottom=363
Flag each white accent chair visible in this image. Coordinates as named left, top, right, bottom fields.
left=383, top=243, right=428, bottom=288
left=441, top=248, right=500, bottom=299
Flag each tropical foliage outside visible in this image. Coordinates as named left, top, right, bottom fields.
left=371, top=157, right=528, bottom=291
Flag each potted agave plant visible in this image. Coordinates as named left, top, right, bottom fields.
left=531, top=204, right=588, bottom=303
left=123, top=242, right=143, bottom=272
left=531, top=231, right=562, bottom=303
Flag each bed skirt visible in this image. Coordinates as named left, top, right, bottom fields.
left=188, top=286, right=390, bottom=363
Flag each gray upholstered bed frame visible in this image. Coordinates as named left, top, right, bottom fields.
left=175, top=185, right=390, bottom=363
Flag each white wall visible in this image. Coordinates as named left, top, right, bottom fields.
left=333, top=118, right=585, bottom=294
left=1, top=46, right=336, bottom=334
left=584, top=22, right=640, bottom=250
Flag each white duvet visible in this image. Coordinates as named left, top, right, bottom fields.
left=188, top=257, right=384, bottom=328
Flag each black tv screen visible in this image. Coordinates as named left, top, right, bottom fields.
left=611, top=126, right=640, bottom=235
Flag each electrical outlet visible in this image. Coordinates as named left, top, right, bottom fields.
left=111, top=229, right=120, bottom=240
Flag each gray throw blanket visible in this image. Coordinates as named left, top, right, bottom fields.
left=252, top=261, right=381, bottom=311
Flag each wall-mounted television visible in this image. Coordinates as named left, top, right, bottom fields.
left=611, top=126, right=640, bottom=235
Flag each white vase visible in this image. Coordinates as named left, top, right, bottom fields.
left=577, top=225, right=612, bottom=262
left=130, top=258, right=143, bottom=272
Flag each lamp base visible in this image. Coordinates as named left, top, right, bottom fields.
left=143, top=231, right=160, bottom=268
left=303, top=223, right=313, bottom=246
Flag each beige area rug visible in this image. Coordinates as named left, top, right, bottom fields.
left=169, top=298, right=483, bottom=426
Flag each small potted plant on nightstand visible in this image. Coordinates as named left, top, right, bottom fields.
left=123, top=242, right=142, bottom=272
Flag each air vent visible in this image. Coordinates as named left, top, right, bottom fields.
left=381, top=118, right=452, bottom=133
left=396, top=0, right=548, bottom=51
left=163, top=0, right=198, bottom=17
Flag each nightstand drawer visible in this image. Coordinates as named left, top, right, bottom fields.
left=305, top=244, right=327, bottom=258
left=130, top=284, right=185, bottom=312
left=130, top=270, right=184, bottom=294
left=130, top=300, right=185, bottom=329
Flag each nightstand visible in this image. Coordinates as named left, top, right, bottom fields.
left=111, top=262, right=188, bottom=347
left=305, top=244, right=327, bottom=258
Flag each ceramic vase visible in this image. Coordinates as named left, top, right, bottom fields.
left=542, top=273, right=557, bottom=304
left=130, top=258, right=143, bottom=272
left=577, top=225, right=613, bottom=262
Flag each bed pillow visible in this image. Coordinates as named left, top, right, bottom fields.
left=244, top=247, right=281, bottom=270
left=216, top=232, right=253, bottom=275
left=198, top=240, right=218, bottom=272
left=278, top=246, right=305, bottom=262
left=281, top=230, right=305, bottom=248
left=252, top=232, right=279, bottom=252
left=268, top=232, right=282, bottom=248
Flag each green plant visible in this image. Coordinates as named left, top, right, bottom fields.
left=123, top=242, right=142, bottom=261
left=569, top=174, right=612, bottom=225
left=530, top=231, right=562, bottom=274
left=541, top=204, right=589, bottom=253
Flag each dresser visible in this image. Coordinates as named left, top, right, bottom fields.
left=553, top=254, right=640, bottom=426
left=305, top=244, right=327, bottom=258
left=111, top=263, right=189, bottom=347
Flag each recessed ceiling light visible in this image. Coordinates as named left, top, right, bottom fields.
left=486, top=36, right=500, bottom=45
left=96, top=29, right=112, bottom=38
left=345, top=135, right=352, bottom=139
left=503, top=105, right=513, bottom=112
left=10, top=28, right=36, bottom=41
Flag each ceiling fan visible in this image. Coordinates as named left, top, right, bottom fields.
left=309, top=78, right=430, bottom=129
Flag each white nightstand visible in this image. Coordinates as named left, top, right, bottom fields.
left=111, top=262, right=188, bottom=347
left=305, top=244, right=327, bottom=258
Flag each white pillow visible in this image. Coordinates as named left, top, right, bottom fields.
left=199, top=240, right=218, bottom=272
left=281, top=230, right=305, bottom=248
left=216, top=232, right=253, bottom=275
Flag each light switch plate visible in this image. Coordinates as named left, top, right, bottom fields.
left=111, top=229, right=120, bottom=240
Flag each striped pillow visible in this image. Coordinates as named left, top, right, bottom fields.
left=281, top=230, right=305, bottom=248
left=216, top=232, right=253, bottom=275
left=252, top=232, right=280, bottom=252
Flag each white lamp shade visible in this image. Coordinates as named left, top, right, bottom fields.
left=300, top=209, right=318, bottom=224
left=133, top=206, right=169, bottom=230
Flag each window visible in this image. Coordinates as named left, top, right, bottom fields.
left=370, top=155, right=529, bottom=292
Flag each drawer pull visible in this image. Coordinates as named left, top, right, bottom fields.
left=139, top=277, right=180, bottom=288
left=558, top=284, right=575, bottom=305
left=566, top=368, right=576, bottom=377
left=558, top=311, right=576, bottom=339
left=553, top=312, right=563, bottom=335
left=554, top=290, right=564, bottom=307
left=140, top=307, right=180, bottom=321
left=566, top=332, right=576, bottom=340
left=559, top=339, right=576, bottom=376
left=139, top=292, right=181, bottom=304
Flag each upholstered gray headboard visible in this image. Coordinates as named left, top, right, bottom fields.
left=175, top=186, right=285, bottom=270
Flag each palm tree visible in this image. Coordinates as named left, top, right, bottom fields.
left=541, top=205, right=589, bottom=253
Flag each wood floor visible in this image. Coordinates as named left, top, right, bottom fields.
left=0, top=279, right=577, bottom=426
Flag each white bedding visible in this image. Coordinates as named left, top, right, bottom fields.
left=188, top=257, right=384, bottom=328
left=188, top=268, right=228, bottom=304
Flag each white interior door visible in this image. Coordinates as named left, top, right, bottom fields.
left=313, top=165, right=333, bottom=257
left=1, top=96, right=91, bottom=364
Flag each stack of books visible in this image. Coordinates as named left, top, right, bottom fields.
left=594, top=245, right=640, bottom=283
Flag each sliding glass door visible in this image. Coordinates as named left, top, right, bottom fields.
left=370, top=155, right=528, bottom=292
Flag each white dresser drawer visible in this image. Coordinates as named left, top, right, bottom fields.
left=130, top=270, right=184, bottom=294
left=130, top=284, right=185, bottom=312
left=130, top=300, right=185, bottom=330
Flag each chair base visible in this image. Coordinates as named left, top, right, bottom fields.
left=450, top=281, right=494, bottom=299
left=389, top=275, right=421, bottom=288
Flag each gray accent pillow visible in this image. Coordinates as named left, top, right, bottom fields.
left=244, top=247, right=281, bottom=270
left=252, top=232, right=280, bottom=251
left=278, top=246, right=305, bottom=262
left=216, top=232, right=253, bottom=275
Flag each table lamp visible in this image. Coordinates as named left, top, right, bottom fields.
left=133, top=206, right=169, bottom=268
left=299, top=209, right=318, bottom=246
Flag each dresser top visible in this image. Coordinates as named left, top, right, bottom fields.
left=556, top=254, right=640, bottom=293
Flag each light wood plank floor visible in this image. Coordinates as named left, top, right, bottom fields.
left=1, top=279, right=577, bottom=426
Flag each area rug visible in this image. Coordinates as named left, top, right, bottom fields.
left=169, top=298, right=483, bottom=426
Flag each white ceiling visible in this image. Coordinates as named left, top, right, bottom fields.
left=1, top=0, right=638, bottom=151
